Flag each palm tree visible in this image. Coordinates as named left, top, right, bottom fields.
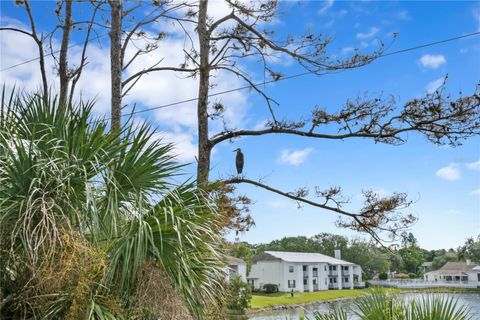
left=0, top=92, right=226, bottom=319
left=311, top=289, right=473, bottom=320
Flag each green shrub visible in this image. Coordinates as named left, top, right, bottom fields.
left=379, top=272, right=388, bottom=280
left=262, top=283, right=279, bottom=293
left=408, top=272, right=417, bottom=279
left=226, top=277, right=252, bottom=313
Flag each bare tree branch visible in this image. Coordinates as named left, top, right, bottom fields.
left=210, top=84, right=480, bottom=147
left=220, top=177, right=415, bottom=243
left=68, top=4, right=99, bottom=106
left=122, top=65, right=197, bottom=87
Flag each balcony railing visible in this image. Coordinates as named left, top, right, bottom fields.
left=328, top=283, right=339, bottom=289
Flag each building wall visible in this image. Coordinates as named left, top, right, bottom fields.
left=424, top=271, right=480, bottom=283
left=249, top=260, right=361, bottom=292
left=225, top=263, right=247, bottom=282
left=237, top=263, right=247, bottom=281
left=249, top=260, right=283, bottom=290
left=468, top=272, right=479, bottom=282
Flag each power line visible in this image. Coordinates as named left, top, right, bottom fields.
left=119, top=31, right=480, bottom=118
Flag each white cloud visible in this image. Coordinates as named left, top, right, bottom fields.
left=473, top=8, right=480, bottom=31
left=469, top=189, right=480, bottom=196
left=396, top=10, right=410, bottom=20
left=425, top=77, right=444, bottom=94
left=318, top=0, right=334, bottom=15
left=419, top=54, right=446, bottom=69
left=341, top=47, right=355, bottom=55
left=466, top=160, right=480, bottom=171
left=435, top=163, right=461, bottom=181
left=356, top=27, right=379, bottom=40
left=279, top=148, right=314, bottom=166
left=253, top=119, right=268, bottom=130
left=0, top=17, right=252, bottom=164
left=159, top=131, right=197, bottom=163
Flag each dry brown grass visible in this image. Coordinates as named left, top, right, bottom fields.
left=129, top=260, right=193, bottom=320
left=34, top=232, right=107, bottom=319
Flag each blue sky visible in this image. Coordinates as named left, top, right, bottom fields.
left=1, top=0, right=479, bottom=250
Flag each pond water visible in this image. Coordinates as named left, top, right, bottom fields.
left=240, top=293, right=480, bottom=320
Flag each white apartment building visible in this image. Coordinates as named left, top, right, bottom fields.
left=247, top=250, right=363, bottom=292
left=225, top=255, right=247, bottom=282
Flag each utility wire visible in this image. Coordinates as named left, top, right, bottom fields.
left=117, top=31, right=480, bottom=118
left=1, top=16, right=478, bottom=117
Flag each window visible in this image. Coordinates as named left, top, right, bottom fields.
left=332, top=266, right=337, bottom=271
left=344, top=277, right=349, bottom=283
left=303, top=265, right=307, bottom=271
left=288, top=280, right=296, bottom=288
left=324, top=265, right=327, bottom=271
left=343, top=266, right=349, bottom=271
left=313, top=278, right=318, bottom=285
left=303, top=278, right=307, bottom=285
left=325, top=279, right=327, bottom=285
left=329, top=278, right=333, bottom=284
left=289, top=266, right=294, bottom=273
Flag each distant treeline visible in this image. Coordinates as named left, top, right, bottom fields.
left=225, top=233, right=480, bottom=279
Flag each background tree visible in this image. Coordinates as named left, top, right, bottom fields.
left=343, top=241, right=391, bottom=279
left=458, top=235, right=480, bottom=262
left=431, top=250, right=458, bottom=270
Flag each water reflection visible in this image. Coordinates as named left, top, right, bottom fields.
left=240, top=293, right=480, bottom=320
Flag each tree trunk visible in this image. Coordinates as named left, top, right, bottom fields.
left=196, top=0, right=211, bottom=186
left=109, top=0, right=122, bottom=131
left=59, top=0, right=72, bottom=106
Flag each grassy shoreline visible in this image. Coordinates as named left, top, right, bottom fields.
left=247, top=287, right=480, bottom=313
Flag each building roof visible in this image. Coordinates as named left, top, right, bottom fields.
left=421, top=261, right=433, bottom=267
left=225, top=255, right=246, bottom=265
left=439, top=261, right=477, bottom=272
left=253, top=251, right=356, bottom=265
left=426, top=261, right=478, bottom=275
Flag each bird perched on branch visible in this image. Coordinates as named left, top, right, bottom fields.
left=233, top=148, right=244, bottom=175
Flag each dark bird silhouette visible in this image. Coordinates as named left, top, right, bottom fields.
left=233, top=148, right=244, bottom=175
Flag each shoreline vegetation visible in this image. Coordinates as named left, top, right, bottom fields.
left=243, top=287, right=480, bottom=314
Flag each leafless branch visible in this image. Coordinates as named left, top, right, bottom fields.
left=221, top=178, right=415, bottom=243
left=210, top=84, right=480, bottom=146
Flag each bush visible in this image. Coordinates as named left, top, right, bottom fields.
left=408, top=272, right=417, bottom=279
left=379, top=272, right=388, bottom=280
left=262, top=283, right=279, bottom=293
left=226, top=277, right=252, bottom=313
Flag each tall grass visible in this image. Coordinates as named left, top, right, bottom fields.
left=311, top=289, right=472, bottom=320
